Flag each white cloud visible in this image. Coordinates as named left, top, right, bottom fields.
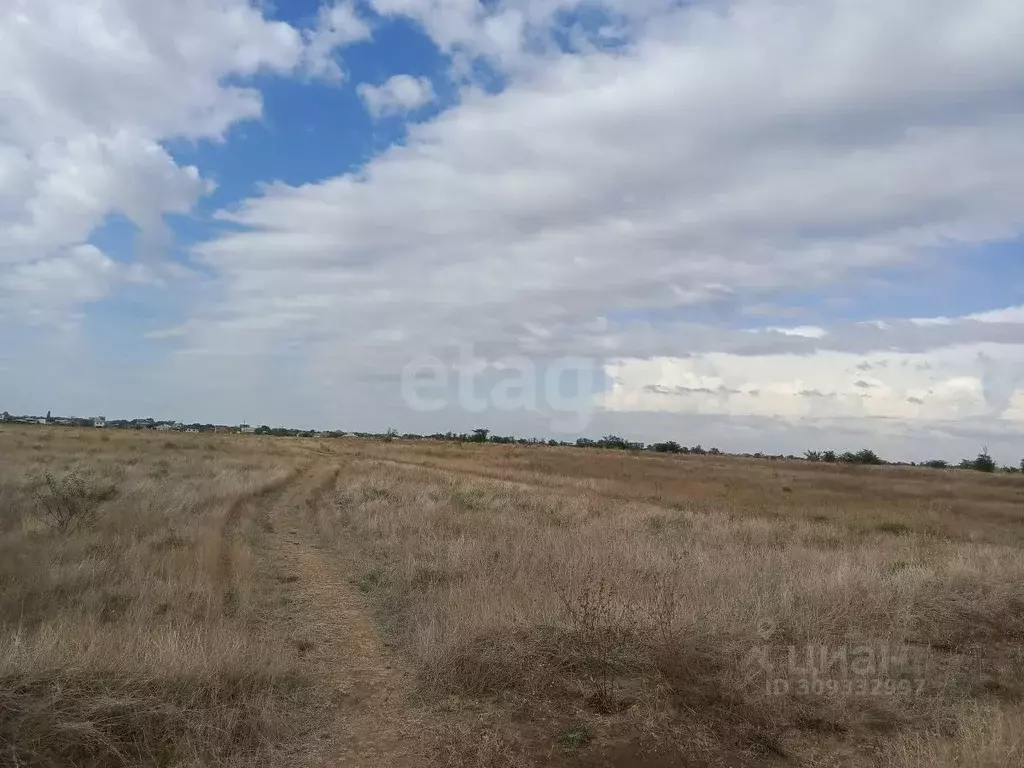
left=161, top=0, right=1024, bottom=455
left=6, top=133, right=211, bottom=264
left=968, top=305, right=1024, bottom=324
left=600, top=345, right=1023, bottom=425
left=366, top=0, right=682, bottom=75
left=5, top=0, right=1024, bottom=460
left=910, top=305, right=1024, bottom=326
left=0, top=244, right=118, bottom=327
left=761, top=326, right=829, bottom=339
left=358, top=75, right=436, bottom=118
left=0, top=0, right=368, bottom=320
left=190, top=0, right=1024, bottom=361
left=303, top=1, right=373, bottom=81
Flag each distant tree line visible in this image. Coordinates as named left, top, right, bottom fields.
left=803, top=449, right=883, bottom=465
left=802, top=445, right=1018, bottom=474
left=4, top=410, right=1021, bottom=474
left=403, top=429, right=1022, bottom=473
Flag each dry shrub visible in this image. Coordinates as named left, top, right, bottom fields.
left=321, top=451, right=1024, bottom=766
left=5, top=427, right=1024, bottom=766
left=0, top=428, right=316, bottom=767
left=31, top=470, right=117, bottom=531
left=0, top=666, right=306, bottom=767
left=888, top=703, right=1024, bottom=767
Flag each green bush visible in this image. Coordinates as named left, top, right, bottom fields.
left=839, top=449, right=883, bottom=466
left=651, top=441, right=682, bottom=453
left=964, top=448, right=997, bottom=473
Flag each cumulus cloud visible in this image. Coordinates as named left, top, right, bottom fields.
left=189, top=1, right=1024, bottom=355
left=358, top=75, right=436, bottom=118
left=601, top=345, right=1022, bottom=423
left=0, top=0, right=368, bottom=323
left=367, top=0, right=691, bottom=76
left=5, top=0, right=1024, bottom=461
left=763, top=327, right=829, bottom=339
left=303, top=1, right=373, bottom=80
left=168, top=0, right=1024, bottom=456
left=0, top=245, right=118, bottom=327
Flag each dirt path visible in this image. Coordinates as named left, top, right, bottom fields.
left=217, top=464, right=307, bottom=588
left=263, top=463, right=423, bottom=767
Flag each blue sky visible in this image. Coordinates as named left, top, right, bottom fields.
left=2, top=0, right=1024, bottom=462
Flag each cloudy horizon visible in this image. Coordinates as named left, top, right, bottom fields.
left=2, top=0, right=1023, bottom=464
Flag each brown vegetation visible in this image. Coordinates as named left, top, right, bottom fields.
left=1, top=427, right=1022, bottom=766
left=0, top=428, right=317, bottom=766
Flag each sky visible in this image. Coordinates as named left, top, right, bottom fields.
left=2, top=0, right=1023, bottom=463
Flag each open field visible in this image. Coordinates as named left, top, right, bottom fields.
left=1, top=426, right=1023, bottom=766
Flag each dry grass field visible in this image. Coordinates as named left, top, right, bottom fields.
left=2, top=426, right=1023, bottom=767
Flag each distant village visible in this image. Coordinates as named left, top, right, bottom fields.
left=0, top=414, right=636, bottom=447
left=0, top=410, right=408, bottom=440
left=0, top=410, right=261, bottom=433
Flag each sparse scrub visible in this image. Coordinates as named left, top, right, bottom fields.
left=875, top=520, right=913, bottom=535
left=31, top=469, right=117, bottom=531
left=557, top=725, right=592, bottom=749
left=0, top=427, right=319, bottom=767
left=559, top=577, right=644, bottom=713
left=322, top=439, right=1024, bottom=766
left=4, top=426, right=1024, bottom=767
left=888, top=703, right=1023, bottom=767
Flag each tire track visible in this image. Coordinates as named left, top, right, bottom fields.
left=264, top=462, right=423, bottom=767
left=216, top=462, right=308, bottom=612
left=337, top=452, right=612, bottom=509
